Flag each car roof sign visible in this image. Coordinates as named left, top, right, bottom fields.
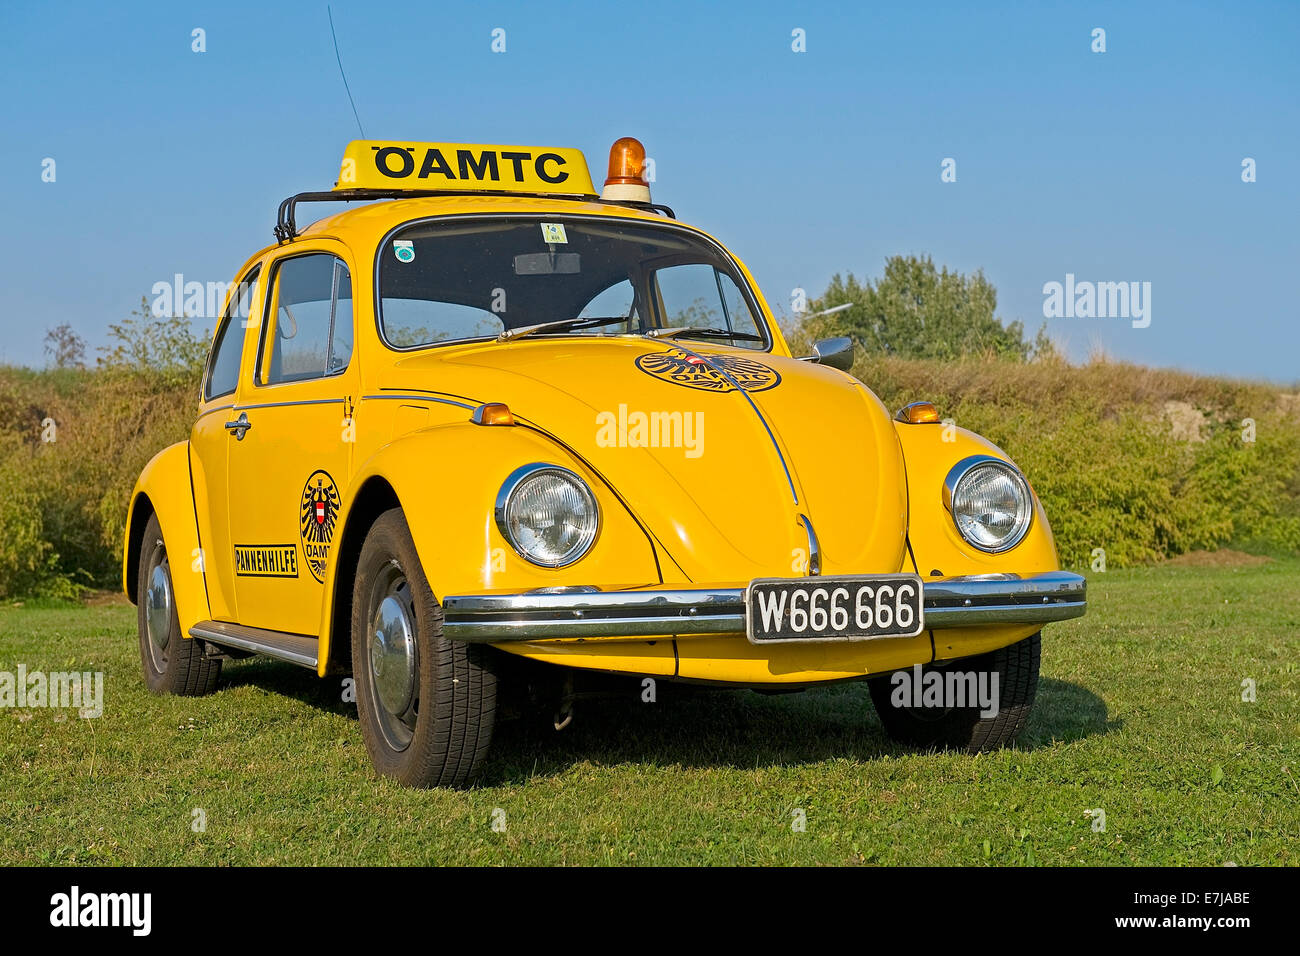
left=335, top=141, right=597, bottom=196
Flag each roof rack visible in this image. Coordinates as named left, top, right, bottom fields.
left=274, top=190, right=676, bottom=242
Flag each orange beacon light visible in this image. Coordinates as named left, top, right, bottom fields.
left=600, top=137, right=651, bottom=203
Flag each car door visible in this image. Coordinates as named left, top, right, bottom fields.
left=189, top=265, right=264, bottom=622
left=225, top=244, right=358, bottom=635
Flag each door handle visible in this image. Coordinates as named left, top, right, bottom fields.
left=224, top=412, right=252, bottom=440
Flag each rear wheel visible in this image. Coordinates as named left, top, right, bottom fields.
left=868, top=632, right=1040, bottom=752
left=137, top=513, right=221, bottom=695
left=351, top=508, right=497, bottom=788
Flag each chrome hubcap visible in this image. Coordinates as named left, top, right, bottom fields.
left=365, top=565, right=420, bottom=752
left=370, top=595, right=416, bottom=717
left=145, top=558, right=172, bottom=670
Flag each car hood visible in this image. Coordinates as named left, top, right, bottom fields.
left=381, top=338, right=909, bottom=582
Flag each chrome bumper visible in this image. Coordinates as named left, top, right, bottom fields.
left=441, top=571, right=1086, bottom=643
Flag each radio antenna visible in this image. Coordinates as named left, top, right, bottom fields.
left=328, top=6, right=366, bottom=138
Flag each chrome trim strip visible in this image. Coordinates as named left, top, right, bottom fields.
left=669, top=341, right=799, bottom=506
left=195, top=403, right=237, bottom=421
left=441, top=571, right=1086, bottom=642
left=235, top=398, right=346, bottom=412
left=362, top=393, right=476, bottom=409
left=797, top=514, right=821, bottom=575
left=189, top=621, right=319, bottom=669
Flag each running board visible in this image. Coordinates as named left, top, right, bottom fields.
left=189, top=621, right=319, bottom=670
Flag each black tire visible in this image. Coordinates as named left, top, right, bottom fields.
left=868, top=632, right=1040, bottom=752
left=351, top=508, right=497, bottom=788
left=137, top=513, right=222, bottom=696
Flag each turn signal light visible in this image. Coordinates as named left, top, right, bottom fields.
left=895, top=401, right=941, bottom=424
left=471, top=402, right=515, bottom=426
left=600, top=137, right=651, bottom=203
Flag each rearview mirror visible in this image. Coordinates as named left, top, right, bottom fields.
left=803, top=336, right=854, bottom=371
left=514, top=252, right=580, bottom=275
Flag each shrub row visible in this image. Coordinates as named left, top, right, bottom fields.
left=854, top=354, right=1300, bottom=567
left=0, top=354, right=1296, bottom=597
left=0, top=367, right=196, bottom=598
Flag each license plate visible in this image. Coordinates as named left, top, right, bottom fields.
left=745, top=574, right=925, bottom=644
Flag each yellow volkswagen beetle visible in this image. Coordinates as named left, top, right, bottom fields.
left=124, top=137, right=1085, bottom=787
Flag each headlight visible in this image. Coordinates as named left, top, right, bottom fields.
left=943, top=456, right=1033, bottom=553
left=495, top=464, right=600, bottom=567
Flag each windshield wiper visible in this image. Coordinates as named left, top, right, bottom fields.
left=645, top=327, right=764, bottom=342
left=497, top=316, right=631, bottom=343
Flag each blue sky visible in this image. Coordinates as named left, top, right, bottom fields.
left=1, top=0, right=1296, bottom=380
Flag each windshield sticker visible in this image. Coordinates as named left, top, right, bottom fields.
left=636, top=348, right=780, bottom=393
left=392, top=240, right=415, bottom=263
left=540, top=222, right=568, bottom=244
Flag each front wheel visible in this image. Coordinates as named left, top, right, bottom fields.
left=351, top=508, right=497, bottom=788
left=868, top=632, right=1040, bottom=752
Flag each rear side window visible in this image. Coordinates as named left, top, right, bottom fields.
left=204, top=267, right=260, bottom=401
left=259, top=254, right=353, bottom=385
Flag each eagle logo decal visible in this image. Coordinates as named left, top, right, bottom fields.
left=635, top=348, right=781, bottom=393
left=299, top=470, right=341, bottom=583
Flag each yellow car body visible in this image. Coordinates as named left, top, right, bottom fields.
left=124, top=138, right=1084, bottom=784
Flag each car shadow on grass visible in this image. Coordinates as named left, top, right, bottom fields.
left=212, top=663, right=1115, bottom=783
left=1027, top=677, right=1122, bottom=745
left=217, top=658, right=357, bottom=718
left=480, top=676, right=1117, bottom=785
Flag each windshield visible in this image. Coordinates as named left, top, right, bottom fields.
left=377, top=217, right=769, bottom=350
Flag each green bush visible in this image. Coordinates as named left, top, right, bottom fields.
left=849, top=354, right=1300, bottom=568
left=0, top=440, right=59, bottom=599
left=0, top=307, right=204, bottom=598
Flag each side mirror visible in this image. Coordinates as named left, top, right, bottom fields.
left=802, top=336, right=854, bottom=372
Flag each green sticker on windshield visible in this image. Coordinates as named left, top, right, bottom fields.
left=393, top=240, right=415, bottom=263
left=540, top=223, right=568, bottom=244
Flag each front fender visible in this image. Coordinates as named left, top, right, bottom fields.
left=317, top=421, right=663, bottom=674
left=123, top=441, right=211, bottom=636
left=894, top=422, right=1062, bottom=659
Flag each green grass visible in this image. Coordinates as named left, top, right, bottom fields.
left=1, top=560, right=1297, bottom=866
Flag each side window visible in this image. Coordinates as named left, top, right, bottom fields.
left=655, top=264, right=725, bottom=328
left=332, top=265, right=353, bottom=371
left=259, top=254, right=353, bottom=385
left=716, top=271, right=759, bottom=337
left=204, top=267, right=260, bottom=401
left=653, top=263, right=763, bottom=348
